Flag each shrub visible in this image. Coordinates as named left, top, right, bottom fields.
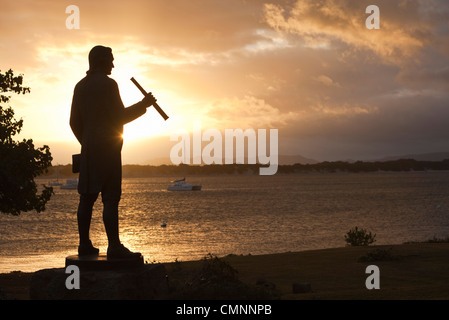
left=358, top=247, right=395, bottom=262
left=167, top=254, right=279, bottom=299
left=344, top=226, right=376, bottom=246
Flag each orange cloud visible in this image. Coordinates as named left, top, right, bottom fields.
left=205, top=95, right=297, bottom=129
left=263, top=0, right=428, bottom=65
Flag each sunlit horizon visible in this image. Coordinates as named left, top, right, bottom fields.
left=2, top=0, right=449, bottom=165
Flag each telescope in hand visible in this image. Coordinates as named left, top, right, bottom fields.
left=131, top=77, right=169, bottom=121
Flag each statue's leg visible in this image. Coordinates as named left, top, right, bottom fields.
left=102, top=199, right=121, bottom=247
left=101, top=158, right=141, bottom=259
left=77, top=193, right=99, bottom=255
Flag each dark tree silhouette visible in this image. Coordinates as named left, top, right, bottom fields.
left=0, top=69, right=53, bottom=215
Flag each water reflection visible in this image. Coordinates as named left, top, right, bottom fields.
left=1, top=172, right=449, bottom=272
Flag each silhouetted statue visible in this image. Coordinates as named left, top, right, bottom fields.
left=70, top=45, right=156, bottom=259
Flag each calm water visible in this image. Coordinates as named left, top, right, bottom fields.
left=1, top=172, right=449, bottom=272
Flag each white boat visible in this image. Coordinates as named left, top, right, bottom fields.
left=167, top=178, right=202, bottom=191
left=168, top=141, right=202, bottom=191
left=60, top=179, right=78, bottom=190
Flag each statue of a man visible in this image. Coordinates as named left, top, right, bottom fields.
left=70, top=45, right=156, bottom=259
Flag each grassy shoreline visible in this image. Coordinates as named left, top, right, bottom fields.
left=1, top=242, right=448, bottom=300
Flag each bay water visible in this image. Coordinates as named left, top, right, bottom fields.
left=1, top=172, right=448, bottom=273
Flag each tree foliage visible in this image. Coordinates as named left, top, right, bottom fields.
left=0, top=69, right=53, bottom=215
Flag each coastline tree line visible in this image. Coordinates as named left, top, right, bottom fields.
left=43, top=158, right=449, bottom=179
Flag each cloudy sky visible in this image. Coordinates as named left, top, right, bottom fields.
left=1, top=0, right=448, bottom=164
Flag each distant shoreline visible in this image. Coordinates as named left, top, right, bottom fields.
left=38, top=159, right=449, bottom=179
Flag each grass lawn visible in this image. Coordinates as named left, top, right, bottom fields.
left=1, top=243, right=448, bottom=300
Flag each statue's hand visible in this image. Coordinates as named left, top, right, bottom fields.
left=141, top=93, right=157, bottom=107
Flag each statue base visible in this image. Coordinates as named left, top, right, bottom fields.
left=30, top=256, right=169, bottom=299
left=65, top=254, right=144, bottom=271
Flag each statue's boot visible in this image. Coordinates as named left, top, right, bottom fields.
left=107, top=243, right=141, bottom=259
left=78, top=240, right=100, bottom=256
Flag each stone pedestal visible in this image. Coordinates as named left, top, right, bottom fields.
left=30, top=255, right=169, bottom=300
left=65, top=254, right=144, bottom=270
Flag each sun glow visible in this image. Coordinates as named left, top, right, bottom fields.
left=122, top=113, right=166, bottom=140
left=117, top=76, right=176, bottom=141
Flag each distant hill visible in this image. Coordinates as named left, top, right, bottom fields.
left=278, top=154, right=319, bottom=165
left=144, top=152, right=449, bottom=166
left=144, top=154, right=319, bottom=166
left=374, top=152, right=449, bottom=162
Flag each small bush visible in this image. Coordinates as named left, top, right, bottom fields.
left=403, top=235, right=449, bottom=244
left=167, top=254, right=279, bottom=299
left=200, top=253, right=239, bottom=281
left=344, top=226, right=376, bottom=246
left=426, top=235, right=449, bottom=243
left=358, top=247, right=395, bottom=262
